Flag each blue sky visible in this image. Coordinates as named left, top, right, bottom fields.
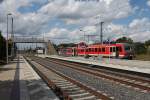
left=18, top=0, right=48, bottom=13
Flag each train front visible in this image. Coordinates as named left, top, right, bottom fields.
left=122, top=43, right=135, bottom=59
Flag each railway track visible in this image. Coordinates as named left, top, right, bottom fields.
left=26, top=57, right=112, bottom=100
left=46, top=57, right=150, bottom=92
left=28, top=56, right=150, bottom=100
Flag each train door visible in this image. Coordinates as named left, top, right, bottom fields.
left=116, top=47, right=119, bottom=58
left=110, top=46, right=116, bottom=57
left=73, top=48, right=77, bottom=56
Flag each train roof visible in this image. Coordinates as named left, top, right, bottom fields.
left=59, top=43, right=133, bottom=49
left=88, top=43, right=122, bottom=47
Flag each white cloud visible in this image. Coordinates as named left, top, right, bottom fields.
left=93, top=18, right=150, bottom=42
left=45, top=27, right=83, bottom=44
left=0, top=0, right=132, bottom=33
left=46, top=28, right=69, bottom=38
left=2, top=0, right=149, bottom=44
left=103, top=18, right=150, bottom=42
left=38, top=0, right=132, bottom=24
left=129, top=31, right=150, bottom=42
left=128, top=18, right=150, bottom=33
left=45, top=24, right=123, bottom=44
left=127, top=18, right=150, bottom=41
left=106, top=23, right=124, bottom=34
left=45, top=17, right=150, bottom=44
left=147, top=0, right=150, bottom=6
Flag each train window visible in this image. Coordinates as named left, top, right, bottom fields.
left=98, top=48, right=101, bottom=52
left=125, top=46, right=130, bottom=51
left=102, top=48, right=105, bottom=52
left=113, top=47, right=116, bottom=52
left=86, top=49, right=88, bottom=52
left=89, top=48, right=91, bottom=52
left=110, top=47, right=112, bottom=52
left=91, top=48, right=93, bottom=52
left=116, top=47, right=119, bottom=51
left=95, top=48, right=98, bottom=52
left=90, top=48, right=92, bottom=52
left=93, top=48, right=95, bottom=52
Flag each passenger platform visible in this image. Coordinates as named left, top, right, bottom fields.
left=0, top=56, right=59, bottom=100
left=45, top=55, right=150, bottom=74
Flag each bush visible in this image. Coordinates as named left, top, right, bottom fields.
left=134, top=42, right=147, bottom=54
left=0, top=31, right=6, bottom=61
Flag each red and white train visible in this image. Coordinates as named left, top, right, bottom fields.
left=59, top=42, right=135, bottom=59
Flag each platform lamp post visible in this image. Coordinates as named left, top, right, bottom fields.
left=11, top=16, right=15, bottom=59
left=6, top=13, right=12, bottom=64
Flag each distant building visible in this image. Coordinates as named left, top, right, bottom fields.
left=36, top=47, right=45, bottom=54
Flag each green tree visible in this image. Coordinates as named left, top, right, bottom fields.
left=0, top=31, right=2, bottom=46
left=145, top=40, right=150, bottom=54
left=134, top=42, right=147, bottom=54
left=52, top=43, right=58, bottom=51
left=0, top=31, right=5, bottom=47
left=0, top=31, right=6, bottom=61
left=116, top=36, right=133, bottom=44
left=145, top=40, right=150, bottom=47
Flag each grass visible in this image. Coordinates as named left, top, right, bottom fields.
left=134, top=54, right=150, bottom=61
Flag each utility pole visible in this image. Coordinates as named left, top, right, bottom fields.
left=6, top=13, right=12, bottom=64
left=95, top=15, right=104, bottom=44
left=100, top=22, right=104, bottom=44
